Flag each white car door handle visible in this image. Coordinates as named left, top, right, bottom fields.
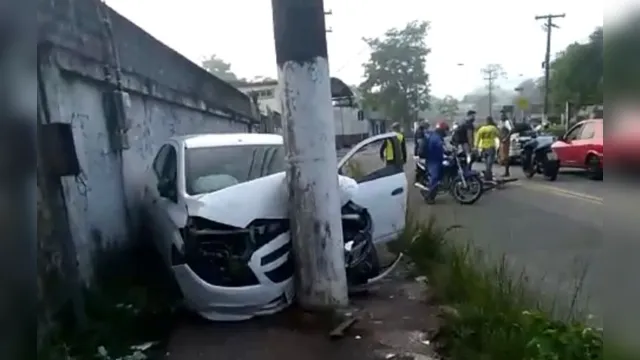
left=391, top=187, right=404, bottom=196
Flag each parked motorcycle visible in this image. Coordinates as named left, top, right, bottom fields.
left=520, top=132, right=560, bottom=181
left=414, top=150, right=484, bottom=205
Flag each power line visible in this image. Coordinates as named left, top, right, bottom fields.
left=481, top=64, right=505, bottom=116
left=535, top=13, right=565, bottom=120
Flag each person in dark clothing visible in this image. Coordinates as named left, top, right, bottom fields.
left=420, top=121, right=449, bottom=204
left=413, top=120, right=430, bottom=156
left=379, top=122, right=407, bottom=166
left=452, top=110, right=476, bottom=170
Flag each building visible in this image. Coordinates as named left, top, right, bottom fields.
left=235, top=78, right=372, bottom=147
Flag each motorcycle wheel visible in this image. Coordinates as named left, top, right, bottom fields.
left=450, top=174, right=483, bottom=205
left=544, top=162, right=559, bottom=181
left=520, top=153, right=535, bottom=178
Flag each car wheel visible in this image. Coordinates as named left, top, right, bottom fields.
left=586, top=155, right=603, bottom=181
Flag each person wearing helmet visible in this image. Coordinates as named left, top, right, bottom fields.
left=380, top=122, right=407, bottom=165
left=420, top=121, right=450, bottom=204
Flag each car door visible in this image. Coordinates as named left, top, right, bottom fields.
left=153, top=144, right=188, bottom=265
left=337, top=133, right=407, bottom=245
left=146, top=144, right=172, bottom=258
left=554, top=123, right=585, bottom=167
left=572, top=121, right=598, bottom=167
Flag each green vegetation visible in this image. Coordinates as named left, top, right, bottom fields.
left=38, top=242, right=179, bottom=360
left=398, top=217, right=623, bottom=360
left=359, top=20, right=432, bottom=128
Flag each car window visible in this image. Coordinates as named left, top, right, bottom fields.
left=152, top=145, right=172, bottom=176
left=185, top=144, right=285, bottom=195
left=579, top=122, right=596, bottom=140
left=565, top=124, right=585, bottom=141
left=161, top=146, right=178, bottom=182
left=339, top=137, right=403, bottom=183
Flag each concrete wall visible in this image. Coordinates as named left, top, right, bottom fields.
left=38, top=1, right=255, bottom=281
left=334, top=107, right=370, bottom=148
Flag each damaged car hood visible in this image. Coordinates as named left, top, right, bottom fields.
left=185, top=172, right=359, bottom=228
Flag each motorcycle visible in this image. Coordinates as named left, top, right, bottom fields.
left=414, top=150, right=484, bottom=205
left=520, top=131, right=560, bottom=181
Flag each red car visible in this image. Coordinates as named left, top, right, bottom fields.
left=551, top=119, right=603, bottom=180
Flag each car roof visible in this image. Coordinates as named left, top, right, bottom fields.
left=173, top=133, right=284, bottom=148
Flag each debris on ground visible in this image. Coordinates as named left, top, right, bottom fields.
left=166, top=262, right=440, bottom=360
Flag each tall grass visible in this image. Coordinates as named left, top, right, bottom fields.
left=398, top=217, right=614, bottom=360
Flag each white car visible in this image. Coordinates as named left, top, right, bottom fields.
left=141, top=132, right=407, bottom=321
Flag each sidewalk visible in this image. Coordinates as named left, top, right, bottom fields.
left=166, top=262, right=439, bottom=360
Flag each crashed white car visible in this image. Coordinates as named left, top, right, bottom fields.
left=142, top=133, right=407, bottom=321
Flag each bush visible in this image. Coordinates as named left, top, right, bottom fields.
left=400, top=217, right=609, bottom=360
left=38, top=241, right=180, bottom=360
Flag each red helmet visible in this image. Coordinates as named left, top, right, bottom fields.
left=435, top=121, right=450, bottom=132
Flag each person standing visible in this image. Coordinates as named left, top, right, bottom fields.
left=452, top=110, right=476, bottom=170
left=498, top=112, right=512, bottom=177
left=420, top=121, right=449, bottom=204
left=380, top=122, right=407, bottom=166
left=474, top=116, right=501, bottom=181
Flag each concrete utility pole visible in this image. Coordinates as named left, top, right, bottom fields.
left=271, top=0, right=349, bottom=310
left=481, top=64, right=504, bottom=117
left=535, top=13, right=565, bottom=121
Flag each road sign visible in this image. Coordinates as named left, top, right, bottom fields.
left=516, top=97, right=529, bottom=110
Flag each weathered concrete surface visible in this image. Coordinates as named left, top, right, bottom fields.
left=167, top=263, right=439, bottom=360
left=37, top=0, right=256, bottom=281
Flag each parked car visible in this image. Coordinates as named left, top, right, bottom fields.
left=551, top=119, right=603, bottom=180
left=141, top=132, right=407, bottom=321
left=503, top=121, right=538, bottom=164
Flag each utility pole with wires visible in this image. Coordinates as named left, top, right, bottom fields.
left=271, top=0, right=349, bottom=310
left=481, top=64, right=505, bottom=117
left=535, top=13, right=565, bottom=121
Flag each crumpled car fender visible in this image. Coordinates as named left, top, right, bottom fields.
left=185, top=172, right=359, bottom=227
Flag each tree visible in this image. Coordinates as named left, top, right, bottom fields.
left=436, top=95, right=459, bottom=120
left=548, top=27, right=603, bottom=111
left=359, top=20, right=431, bottom=128
left=201, top=54, right=239, bottom=82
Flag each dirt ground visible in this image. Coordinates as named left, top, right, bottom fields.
left=166, top=262, right=440, bottom=360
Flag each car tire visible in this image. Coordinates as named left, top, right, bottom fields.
left=586, top=155, right=603, bottom=181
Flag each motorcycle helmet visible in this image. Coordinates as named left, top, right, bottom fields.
left=435, top=121, right=450, bottom=133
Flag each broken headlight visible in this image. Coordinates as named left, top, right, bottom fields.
left=184, top=217, right=259, bottom=287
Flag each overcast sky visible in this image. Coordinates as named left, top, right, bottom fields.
left=105, top=0, right=612, bottom=99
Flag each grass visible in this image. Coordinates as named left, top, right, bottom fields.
left=38, top=238, right=180, bottom=360
left=397, top=215, right=630, bottom=360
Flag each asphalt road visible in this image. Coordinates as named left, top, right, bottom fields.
left=343, top=141, right=634, bottom=338
left=402, top=155, right=637, bottom=342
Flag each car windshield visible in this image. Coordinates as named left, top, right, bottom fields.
left=185, top=144, right=285, bottom=195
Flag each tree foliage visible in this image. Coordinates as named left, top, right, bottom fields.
left=201, top=54, right=239, bottom=82
left=359, top=20, right=431, bottom=127
left=436, top=95, right=460, bottom=120
left=548, top=27, right=603, bottom=110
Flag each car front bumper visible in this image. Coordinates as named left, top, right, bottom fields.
left=173, top=263, right=294, bottom=321
left=173, top=232, right=295, bottom=321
